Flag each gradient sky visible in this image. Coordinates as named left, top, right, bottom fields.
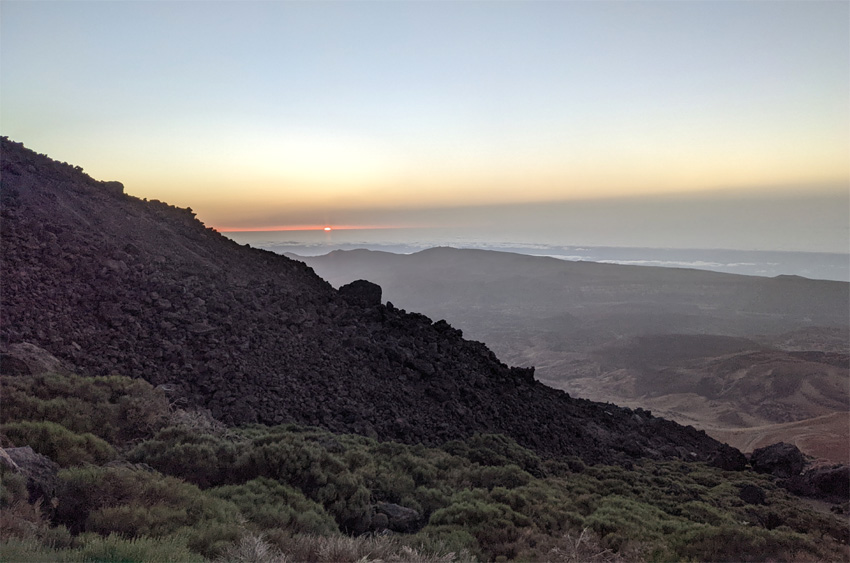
left=2, top=1, right=848, bottom=252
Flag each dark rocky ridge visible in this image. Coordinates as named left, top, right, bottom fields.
left=0, top=137, right=744, bottom=467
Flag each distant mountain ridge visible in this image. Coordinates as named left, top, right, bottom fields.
left=0, top=137, right=745, bottom=468
left=292, top=247, right=849, bottom=462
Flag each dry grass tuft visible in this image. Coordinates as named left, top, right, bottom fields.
left=262, top=533, right=469, bottom=563
left=0, top=499, right=47, bottom=542
left=544, top=528, right=637, bottom=562
left=217, top=534, right=287, bottom=563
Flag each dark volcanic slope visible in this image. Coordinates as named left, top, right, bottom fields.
left=0, top=138, right=742, bottom=467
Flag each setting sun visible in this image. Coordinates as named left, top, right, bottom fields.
left=324, top=227, right=332, bottom=232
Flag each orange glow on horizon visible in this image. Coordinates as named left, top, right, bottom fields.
left=214, top=224, right=408, bottom=233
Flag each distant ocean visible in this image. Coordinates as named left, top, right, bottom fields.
left=224, top=228, right=850, bottom=282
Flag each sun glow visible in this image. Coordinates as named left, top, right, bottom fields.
left=213, top=224, right=405, bottom=233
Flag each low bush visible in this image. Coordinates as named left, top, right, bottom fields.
left=54, top=465, right=242, bottom=552
left=0, top=373, right=169, bottom=445
left=126, top=425, right=246, bottom=488
left=210, top=477, right=338, bottom=535
left=427, top=489, right=534, bottom=560
left=236, top=430, right=371, bottom=530
left=0, top=466, right=28, bottom=507
left=1, top=421, right=115, bottom=467
left=442, top=433, right=543, bottom=477
left=468, top=464, right=533, bottom=490
left=672, top=524, right=825, bottom=563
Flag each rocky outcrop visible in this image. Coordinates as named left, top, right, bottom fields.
left=750, top=442, right=806, bottom=478
left=2, top=446, right=60, bottom=503
left=338, top=279, right=382, bottom=307
left=0, top=137, right=745, bottom=467
left=710, top=445, right=748, bottom=472
left=786, top=464, right=850, bottom=504
left=374, top=502, right=423, bottom=534
left=1, top=342, right=69, bottom=376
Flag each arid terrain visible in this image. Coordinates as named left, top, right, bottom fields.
left=295, top=248, right=850, bottom=463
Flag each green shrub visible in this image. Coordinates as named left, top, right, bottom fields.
left=427, top=490, right=533, bottom=560
left=468, top=464, right=533, bottom=490
left=184, top=522, right=243, bottom=559
left=73, top=532, right=204, bottom=562
left=54, top=465, right=242, bottom=541
left=0, top=373, right=169, bottom=445
left=442, top=434, right=543, bottom=477
left=411, top=486, right=452, bottom=518
left=679, top=500, right=735, bottom=526
left=236, top=431, right=370, bottom=529
left=0, top=466, right=28, bottom=506
left=0, top=537, right=63, bottom=562
left=584, top=495, right=671, bottom=553
left=490, top=481, right=580, bottom=535
left=211, top=477, right=338, bottom=535
left=1, top=421, right=115, bottom=467
left=127, top=425, right=245, bottom=488
left=342, top=440, right=459, bottom=519
left=673, top=524, right=824, bottom=563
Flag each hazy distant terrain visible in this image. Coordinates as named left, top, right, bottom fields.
left=230, top=229, right=850, bottom=281
left=294, top=248, right=850, bottom=462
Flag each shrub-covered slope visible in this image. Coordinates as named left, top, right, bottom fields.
left=0, top=137, right=741, bottom=466
left=2, top=371, right=847, bottom=562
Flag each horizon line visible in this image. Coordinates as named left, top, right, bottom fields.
left=215, top=224, right=417, bottom=233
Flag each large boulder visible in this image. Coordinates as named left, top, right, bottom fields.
left=338, top=279, right=382, bottom=307
left=375, top=502, right=423, bottom=534
left=3, top=446, right=60, bottom=503
left=786, top=464, right=850, bottom=503
left=710, top=444, right=748, bottom=471
left=100, top=180, right=124, bottom=195
left=0, top=342, right=68, bottom=376
left=750, top=442, right=806, bottom=478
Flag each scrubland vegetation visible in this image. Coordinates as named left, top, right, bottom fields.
left=2, top=372, right=847, bottom=562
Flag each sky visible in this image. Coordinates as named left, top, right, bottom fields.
left=2, top=1, right=848, bottom=253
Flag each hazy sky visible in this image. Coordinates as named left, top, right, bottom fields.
left=2, top=1, right=848, bottom=252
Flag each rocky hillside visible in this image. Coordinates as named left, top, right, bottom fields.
left=0, top=137, right=744, bottom=468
